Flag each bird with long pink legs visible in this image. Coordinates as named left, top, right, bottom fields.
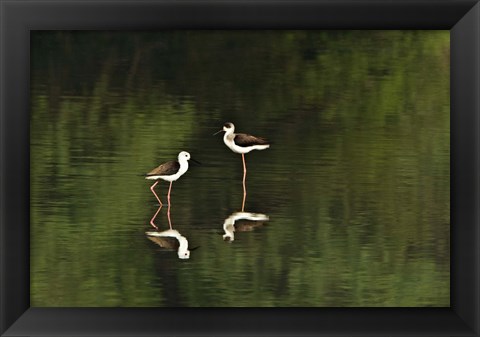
left=149, top=205, right=162, bottom=230
left=145, top=151, right=199, bottom=228
left=214, top=123, right=270, bottom=211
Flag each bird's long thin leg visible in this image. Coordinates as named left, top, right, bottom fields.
left=150, top=181, right=163, bottom=206
left=149, top=205, right=162, bottom=230
left=242, top=153, right=247, bottom=211
left=167, top=181, right=173, bottom=229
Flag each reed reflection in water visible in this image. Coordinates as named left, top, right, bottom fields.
left=31, top=30, right=450, bottom=307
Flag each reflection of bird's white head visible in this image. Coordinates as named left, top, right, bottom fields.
left=177, top=235, right=190, bottom=259
left=222, top=234, right=234, bottom=242
left=178, top=249, right=190, bottom=259
left=178, top=151, right=191, bottom=162
left=223, top=122, right=235, bottom=133
left=222, top=219, right=235, bottom=242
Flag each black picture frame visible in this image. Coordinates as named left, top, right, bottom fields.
left=1, top=0, right=479, bottom=336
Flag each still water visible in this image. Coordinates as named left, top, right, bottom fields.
left=30, top=31, right=450, bottom=307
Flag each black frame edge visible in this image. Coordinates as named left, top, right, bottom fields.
left=0, top=0, right=478, bottom=30
left=0, top=0, right=31, bottom=336
left=2, top=307, right=476, bottom=336
left=1, top=0, right=479, bottom=336
left=451, top=2, right=480, bottom=335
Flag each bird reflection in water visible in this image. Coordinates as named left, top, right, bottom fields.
left=222, top=211, right=269, bottom=242
left=146, top=200, right=197, bottom=259
left=149, top=205, right=163, bottom=230
left=146, top=229, right=195, bottom=260
left=149, top=203, right=174, bottom=230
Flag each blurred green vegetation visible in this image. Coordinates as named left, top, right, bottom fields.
left=30, top=31, right=449, bottom=307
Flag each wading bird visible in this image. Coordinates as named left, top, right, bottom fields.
left=145, top=151, right=199, bottom=207
left=214, top=122, right=270, bottom=210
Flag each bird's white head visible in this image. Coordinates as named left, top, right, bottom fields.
left=178, top=249, right=190, bottom=259
left=213, top=122, right=235, bottom=136
left=178, top=151, right=191, bottom=162
left=223, top=122, right=235, bottom=134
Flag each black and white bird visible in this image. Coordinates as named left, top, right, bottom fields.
left=145, top=151, right=198, bottom=206
left=215, top=122, right=270, bottom=154
left=214, top=122, right=270, bottom=209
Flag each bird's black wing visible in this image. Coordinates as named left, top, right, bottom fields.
left=146, top=161, right=180, bottom=176
left=234, top=133, right=269, bottom=147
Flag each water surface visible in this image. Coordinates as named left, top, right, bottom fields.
left=31, top=31, right=450, bottom=307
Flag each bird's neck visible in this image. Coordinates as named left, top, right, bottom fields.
left=178, top=159, right=189, bottom=170
left=224, top=130, right=235, bottom=142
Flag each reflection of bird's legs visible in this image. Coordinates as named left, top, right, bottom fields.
left=167, top=181, right=173, bottom=229
left=150, top=181, right=163, bottom=206
left=242, top=154, right=247, bottom=211
left=167, top=207, right=173, bottom=230
left=149, top=205, right=162, bottom=229
left=167, top=181, right=173, bottom=206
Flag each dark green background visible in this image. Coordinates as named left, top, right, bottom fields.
left=30, top=31, right=450, bottom=307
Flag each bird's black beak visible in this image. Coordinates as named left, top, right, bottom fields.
left=191, top=158, right=201, bottom=165
left=213, top=129, right=223, bottom=136
left=190, top=246, right=200, bottom=251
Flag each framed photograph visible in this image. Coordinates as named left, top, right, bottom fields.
left=1, top=0, right=479, bottom=336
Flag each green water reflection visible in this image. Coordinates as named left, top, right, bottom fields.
left=30, top=31, right=450, bottom=307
